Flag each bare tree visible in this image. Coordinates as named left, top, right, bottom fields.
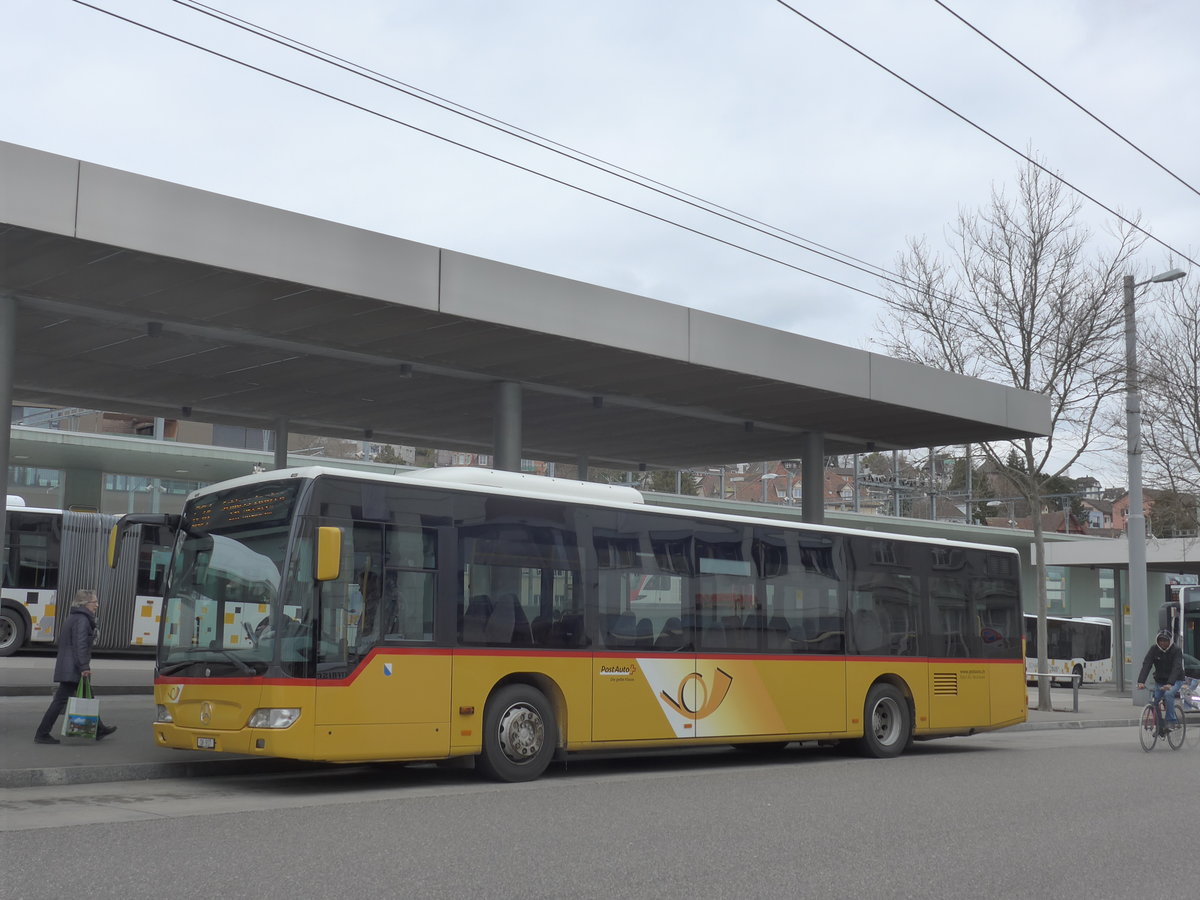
left=1141, top=279, right=1200, bottom=495
left=876, top=159, right=1143, bottom=710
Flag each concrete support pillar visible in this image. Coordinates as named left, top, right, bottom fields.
left=0, top=295, right=15, bottom=553
left=274, top=418, right=288, bottom=470
left=576, top=456, right=589, bottom=481
left=493, top=381, right=522, bottom=472
left=801, top=432, right=825, bottom=524
left=62, top=467, right=104, bottom=511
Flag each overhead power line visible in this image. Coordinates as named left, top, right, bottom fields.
left=161, top=0, right=1149, bottom=381
left=934, top=0, right=1200, bottom=204
left=771, top=0, right=1200, bottom=270
left=69, top=0, right=898, bottom=306
left=171, top=1, right=902, bottom=288
left=66, top=0, right=1166, bottom=387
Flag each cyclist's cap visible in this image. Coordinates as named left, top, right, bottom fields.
left=1157, top=630, right=1174, bottom=644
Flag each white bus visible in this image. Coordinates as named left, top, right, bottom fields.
left=1024, top=613, right=1113, bottom=685
left=1, top=498, right=175, bottom=655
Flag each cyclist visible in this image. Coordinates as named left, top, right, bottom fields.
left=1137, top=629, right=1185, bottom=733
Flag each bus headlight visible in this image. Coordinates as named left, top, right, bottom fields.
left=155, top=705, right=174, bottom=724
left=247, top=708, right=301, bottom=729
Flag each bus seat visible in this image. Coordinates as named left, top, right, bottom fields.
left=784, top=623, right=809, bottom=653
left=484, top=594, right=517, bottom=644
left=739, top=612, right=763, bottom=650
left=807, top=614, right=845, bottom=653
left=853, top=609, right=886, bottom=655
left=504, top=593, right=533, bottom=645
left=555, top=613, right=585, bottom=647
left=636, top=618, right=654, bottom=649
left=767, top=615, right=790, bottom=649
left=654, top=617, right=684, bottom=651
left=462, top=594, right=492, bottom=643
left=605, top=613, right=637, bottom=649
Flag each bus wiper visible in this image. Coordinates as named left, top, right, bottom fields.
left=164, top=646, right=257, bottom=675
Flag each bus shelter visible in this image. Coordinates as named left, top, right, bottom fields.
left=1, top=139, right=1049, bottom=538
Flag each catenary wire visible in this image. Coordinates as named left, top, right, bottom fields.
left=770, top=0, right=1200, bottom=271
left=934, top=0, right=1200, bottom=203
left=66, top=0, right=1160, bottom=384
left=161, top=0, right=1139, bottom=380
left=67, top=0, right=900, bottom=306
left=167, top=0, right=902, bottom=287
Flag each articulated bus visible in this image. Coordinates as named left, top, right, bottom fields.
left=1161, top=585, right=1200, bottom=675
left=1022, top=614, right=1112, bottom=685
left=1, top=498, right=174, bottom=656
left=118, top=466, right=1027, bottom=782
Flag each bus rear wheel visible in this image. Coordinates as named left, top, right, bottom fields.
left=0, top=607, right=26, bottom=657
left=858, top=683, right=911, bottom=758
left=476, top=684, right=556, bottom=783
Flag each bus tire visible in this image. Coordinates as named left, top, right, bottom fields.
left=1072, top=664, right=1084, bottom=685
left=476, top=684, right=556, bottom=783
left=0, top=606, right=27, bottom=657
left=858, top=683, right=910, bottom=759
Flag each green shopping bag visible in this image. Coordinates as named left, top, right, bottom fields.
left=62, top=677, right=100, bottom=740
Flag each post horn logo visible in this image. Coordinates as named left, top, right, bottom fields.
left=660, top=667, right=733, bottom=720
left=199, top=701, right=212, bottom=725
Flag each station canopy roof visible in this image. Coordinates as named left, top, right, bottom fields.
left=1, top=140, right=1050, bottom=472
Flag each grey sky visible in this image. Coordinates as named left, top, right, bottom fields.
left=4, top=0, right=1197, bottom=354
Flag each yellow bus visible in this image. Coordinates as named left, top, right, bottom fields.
left=124, top=466, right=1026, bottom=782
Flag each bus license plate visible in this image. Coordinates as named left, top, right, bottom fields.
left=196, top=737, right=216, bottom=750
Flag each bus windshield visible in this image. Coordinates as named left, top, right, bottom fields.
left=157, top=481, right=300, bottom=677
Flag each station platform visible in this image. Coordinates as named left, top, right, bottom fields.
left=0, top=654, right=1143, bottom=788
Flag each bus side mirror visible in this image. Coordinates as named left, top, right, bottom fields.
left=107, top=513, right=179, bottom=568
left=315, top=526, right=342, bottom=581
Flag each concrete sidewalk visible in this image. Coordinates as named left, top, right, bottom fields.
left=0, top=655, right=318, bottom=788
left=0, top=654, right=1144, bottom=788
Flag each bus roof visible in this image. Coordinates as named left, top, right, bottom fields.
left=186, top=466, right=1022, bottom=558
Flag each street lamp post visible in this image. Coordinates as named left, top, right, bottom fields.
left=761, top=471, right=780, bottom=503
left=1125, top=268, right=1186, bottom=704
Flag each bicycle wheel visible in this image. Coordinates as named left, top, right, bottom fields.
left=1139, top=703, right=1159, bottom=751
left=1168, top=705, right=1187, bottom=750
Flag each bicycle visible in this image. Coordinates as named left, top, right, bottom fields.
left=1180, top=684, right=1200, bottom=749
left=1139, top=686, right=1187, bottom=751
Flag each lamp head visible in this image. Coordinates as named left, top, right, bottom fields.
left=1149, top=268, right=1187, bottom=284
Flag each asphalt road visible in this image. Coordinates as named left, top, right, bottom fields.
left=0, top=725, right=1188, bottom=900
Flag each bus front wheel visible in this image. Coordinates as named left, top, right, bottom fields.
left=858, top=683, right=911, bottom=758
left=0, top=607, right=27, bottom=657
left=476, top=684, right=557, bottom=783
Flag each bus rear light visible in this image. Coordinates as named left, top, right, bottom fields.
left=247, top=708, right=301, bottom=729
left=155, top=705, right=174, bottom=724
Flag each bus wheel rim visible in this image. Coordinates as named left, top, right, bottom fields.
left=497, top=702, right=544, bottom=764
left=872, top=697, right=901, bottom=744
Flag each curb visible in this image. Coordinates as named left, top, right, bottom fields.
left=0, top=686, right=154, bottom=698
left=1008, top=719, right=1139, bottom=732
left=0, top=757, right=326, bottom=789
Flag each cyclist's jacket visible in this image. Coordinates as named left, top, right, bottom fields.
left=1138, top=643, right=1183, bottom=685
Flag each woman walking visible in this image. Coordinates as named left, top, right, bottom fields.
left=33, top=589, right=118, bottom=744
